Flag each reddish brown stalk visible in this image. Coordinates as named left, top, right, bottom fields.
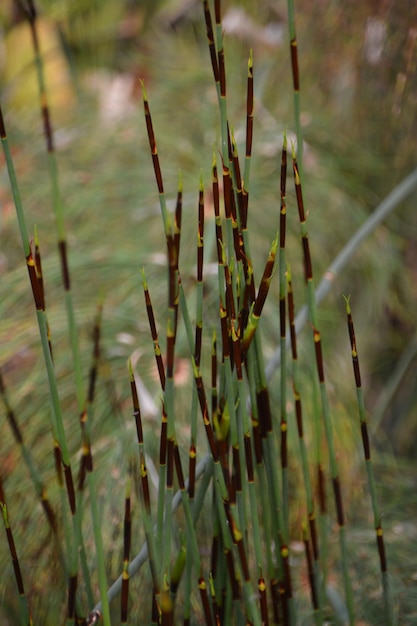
left=58, top=240, right=71, bottom=291
left=143, top=279, right=166, bottom=390
left=88, top=304, right=102, bottom=405
left=256, top=386, right=273, bottom=439
left=287, top=277, right=297, bottom=361
left=0, top=375, right=22, bottom=446
left=202, top=1, right=219, bottom=83
left=232, top=446, right=241, bottom=504
left=290, top=38, right=300, bottom=93
left=281, top=545, right=293, bottom=601
left=54, top=441, right=64, bottom=488
left=377, top=528, right=387, bottom=572
left=166, top=315, right=175, bottom=383
left=345, top=301, right=388, bottom=575
left=241, top=51, right=254, bottom=229
left=230, top=134, right=244, bottom=227
left=27, top=1, right=75, bottom=297
left=243, top=433, right=255, bottom=486
left=253, top=241, right=277, bottom=321
left=167, top=234, right=178, bottom=312
left=0, top=477, right=27, bottom=599
left=78, top=410, right=93, bottom=492
left=64, top=463, right=76, bottom=516
left=130, top=372, right=143, bottom=446
left=225, top=548, right=240, bottom=601
left=279, top=142, right=288, bottom=475
left=209, top=575, right=222, bottom=626
left=214, top=0, right=221, bottom=26
left=246, top=54, right=254, bottom=165
left=141, top=85, right=164, bottom=195
left=212, top=162, right=234, bottom=333
left=229, top=134, right=254, bottom=316
left=332, top=476, right=344, bottom=529
left=231, top=324, right=242, bottom=382
left=219, top=300, right=230, bottom=362
left=212, top=159, right=223, bottom=259
left=309, top=513, right=319, bottom=563
left=152, top=592, right=159, bottom=624
left=287, top=275, right=319, bottom=561
left=251, top=412, right=263, bottom=465
left=270, top=578, right=280, bottom=623
left=230, top=188, right=242, bottom=267
left=121, top=569, right=129, bottom=625
left=195, top=185, right=205, bottom=366
left=240, top=238, right=277, bottom=357
left=123, top=492, right=132, bottom=563
left=33, top=235, right=55, bottom=361
left=173, top=443, right=186, bottom=494
left=222, top=159, right=240, bottom=260
left=26, top=248, right=43, bottom=310
left=68, top=574, right=77, bottom=623
left=26, top=1, right=53, bottom=152
left=121, top=489, right=131, bottom=623
left=292, top=158, right=312, bottom=283
left=233, top=327, right=256, bottom=487
left=130, top=373, right=153, bottom=519
left=34, top=236, right=45, bottom=310
left=192, top=364, right=219, bottom=463
left=199, top=578, right=214, bottom=626
left=211, top=524, right=219, bottom=579
left=258, top=575, right=269, bottom=626
left=317, top=465, right=326, bottom=515
left=303, top=528, right=319, bottom=611
left=313, top=329, right=324, bottom=384
left=280, top=579, right=289, bottom=626
left=314, top=328, right=345, bottom=525
left=0, top=370, right=58, bottom=532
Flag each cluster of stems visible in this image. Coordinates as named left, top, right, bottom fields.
left=0, top=1, right=398, bottom=625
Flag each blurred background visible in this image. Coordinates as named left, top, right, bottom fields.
left=0, top=0, right=416, bottom=619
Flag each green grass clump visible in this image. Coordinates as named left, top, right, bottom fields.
left=1, top=1, right=417, bottom=625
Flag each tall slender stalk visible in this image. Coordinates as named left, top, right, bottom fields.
left=121, top=480, right=132, bottom=625
left=0, top=478, right=31, bottom=626
left=266, top=166, right=417, bottom=381
left=1, top=104, right=79, bottom=623
left=279, top=134, right=289, bottom=531
left=344, top=297, right=394, bottom=625
left=292, top=151, right=354, bottom=623
left=26, top=0, right=85, bottom=413
left=286, top=0, right=303, bottom=177
left=287, top=269, right=323, bottom=623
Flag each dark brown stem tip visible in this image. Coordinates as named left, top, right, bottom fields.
left=26, top=0, right=37, bottom=20
left=0, top=106, right=6, bottom=139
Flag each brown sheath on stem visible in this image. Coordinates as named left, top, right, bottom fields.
left=203, top=1, right=219, bottom=83
left=199, top=578, right=214, bottom=626
left=290, top=39, right=300, bottom=92
left=303, top=532, right=319, bottom=610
